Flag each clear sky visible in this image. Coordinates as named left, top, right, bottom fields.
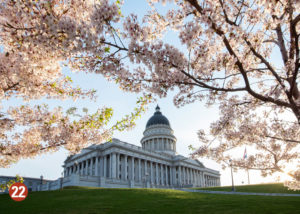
left=0, top=0, right=285, bottom=186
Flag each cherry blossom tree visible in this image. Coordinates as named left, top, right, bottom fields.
left=0, top=0, right=151, bottom=172
left=117, top=0, right=299, bottom=190
left=64, top=0, right=299, bottom=189
left=1, top=0, right=299, bottom=190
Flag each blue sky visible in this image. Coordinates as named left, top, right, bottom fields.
left=0, top=0, right=284, bottom=186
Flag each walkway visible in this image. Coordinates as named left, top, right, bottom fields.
left=179, top=188, right=300, bottom=197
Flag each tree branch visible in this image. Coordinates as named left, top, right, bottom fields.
left=266, top=135, right=300, bottom=144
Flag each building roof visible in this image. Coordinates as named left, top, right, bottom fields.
left=146, top=105, right=170, bottom=128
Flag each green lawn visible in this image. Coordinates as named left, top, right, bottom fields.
left=1, top=186, right=300, bottom=214
left=194, top=183, right=300, bottom=194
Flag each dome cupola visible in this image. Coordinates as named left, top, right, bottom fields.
left=141, top=105, right=176, bottom=155
left=146, top=105, right=170, bottom=128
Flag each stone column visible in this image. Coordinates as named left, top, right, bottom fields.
left=108, top=154, right=112, bottom=178
left=200, top=171, right=202, bottom=186
left=80, top=162, right=84, bottom=175
left=178, top=166, right=182, bottom=186
left=131, top=157, right=135, bottom=181
left=121, top=155, right=125, bottom=180
left=85, top=160, right=88, bottom=175
left=161, top=164, right=164, bottom=185
left=89, top=157, right=93, bottom=176
left=165, top=165, right=168, bottom=186
left=150, top=162, right=153, bottom=184
left=187, top=168, right=189, bottom=184
left=170, top=167, right=173, bottom=186
left=100, top=156, right=104, bottom=177
left=138, top=158, right=141, bottom=182
left=200, top=172, right=203, bottom=186
left=156, top=163, right=159, bottom=185
left=124, top=155, right=128, bottom=180
left=183, top=167, right=186, bottom=185
left=174, top=167, right=177, bottom=186
left=144, top=160, right=147, bottom=178
left=116, top=153, right=120, bottom=179
left=95, top=156, right=99, bottom=176
left=111, top=153, right=116, bottom=179
left=103, top=156, right=107, bottom=178
left=185, top=168, right=187, bottom=184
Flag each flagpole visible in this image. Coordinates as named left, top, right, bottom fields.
left=243, top=147, right=250, bottom=185
left=247, top=168, right=250, bottom=185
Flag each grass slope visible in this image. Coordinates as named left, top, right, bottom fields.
left=194, top=183, right=300, bottom=194
left=1, top=186, right=300, bottom=214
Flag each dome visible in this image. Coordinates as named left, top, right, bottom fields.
left=146, top=105, right=170, bottom=128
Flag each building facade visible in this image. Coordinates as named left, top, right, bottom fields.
left=1, top=106, right=220, bottom=192
left=0, top=175, right=56, bottom=194
left=62, top=106, right=220, bottom=188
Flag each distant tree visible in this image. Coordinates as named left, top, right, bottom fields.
left=1, top=0, right=299, bottom=190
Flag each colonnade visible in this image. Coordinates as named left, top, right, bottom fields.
left=64, top=152, right=220, bottom=187
left=142, top=137, right=176, bottom=152
left=204, top=174, right=221, bottom=186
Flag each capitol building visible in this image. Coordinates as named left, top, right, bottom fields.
left=61, top=106, right=220, bottom=189
left=1, top=106, right=221, bottom=192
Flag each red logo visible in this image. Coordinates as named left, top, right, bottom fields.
left=9, top=182, right=28, bottom=201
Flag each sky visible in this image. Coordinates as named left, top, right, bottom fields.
left=0, top=0, right=288, bottom=186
